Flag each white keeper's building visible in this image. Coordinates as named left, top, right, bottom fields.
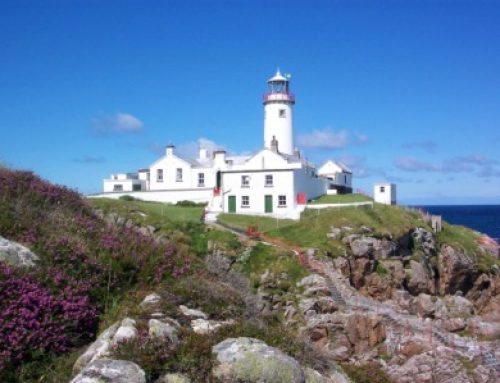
left=100, top=70, right=353, bottom=220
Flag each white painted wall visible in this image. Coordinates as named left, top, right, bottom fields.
left=221, top=170, right=296, bottom=217
left=293, top=168, right=327, bottom=202
left=374, top=183, right=397, bottom=205
left=264, top=101, right=294, bottom=155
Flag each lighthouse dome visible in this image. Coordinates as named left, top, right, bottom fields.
left=267, top=69, right=288, bottom=83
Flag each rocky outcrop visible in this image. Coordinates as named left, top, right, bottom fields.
left=156, top=373, right=191, bottom=383
left=343, top=235, right=397, bottom=260
left=466, top=274, right=500, bottom=321
left=70, top=359, right=146, bottom=383
left=406, top=260, right=434, bottom=295
left=438, top=245, right=479, bottom=295
left=0, top=235, right=39, bottom=267
left=410, top=228, right=436, bottom=256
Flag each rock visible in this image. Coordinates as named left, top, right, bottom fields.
left=467, top=317, right=500, bottom=339
left=349, top=258, right=374, bottom=288
left=400, top=338, right=428, bottom=358
left=466, top=274, right=500, bottom=321
left=0, top=235, right=39, bottom=267
left=156, top=373, right=191, bottom=383
left=391, top=290, right=413, bottom=311
left=333, top=257, right=350, bottom=278
left=140, top=293, right=161, bottom=308
left=212, top=337, right=305, bottom=383
left=148, top=319, right=179, bottom=344
left=327, top=227, right=342, bottom=240
left=362, top=273, right=392, bottom=300
left=303, top=367, right=350, bottom=383
left=73, top=322, right=120, bottom=373
left=70, top=359, right=146, bottom=383
left=441, top=318, right=466, bottom=332
left=410, top=228, right=436, bottom=256
left=298, top=274, right=330, bottom=297
left=179, top=305, right=208, bottom=319
left=345, top=313, right=386, bottom=354
left=406, top=260, right=433, bottom=295
left=438, top=245, right=479, bottom=295
left=442, top=295, right=475, bottom=318
left=112, top=317, right=138, bottom=345
left=191, top=318, right=233, bottom=334
left=349, top=236, right=379, bottom=258
left=414, top=294, right=435, bottom=318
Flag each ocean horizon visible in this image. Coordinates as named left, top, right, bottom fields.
left=414, top=204, right=500, bottom=242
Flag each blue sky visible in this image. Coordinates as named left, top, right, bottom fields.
left=1, top=0, right=499, bottom=204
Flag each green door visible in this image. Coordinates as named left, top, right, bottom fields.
left=228, top=195, right=236, bottom=213
left=265, top=195, right=273, bottom=213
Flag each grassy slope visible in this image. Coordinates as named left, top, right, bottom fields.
left=308, top=193, right=373, bottom=204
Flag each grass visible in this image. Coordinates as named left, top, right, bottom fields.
left=218, top=213, right=296, bottom=233
left=308, top=193, right=373, bottom=204
left=89, top=198, right=204, bottom=225
left=234, top=243, right=308, bottom=289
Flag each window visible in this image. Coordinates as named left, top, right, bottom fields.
left=113, top=184, right=123, bottom=192
left=278, top=195, right=287, bottom=207
left=279, top=109, right=286, bottom=118
left=241, top=175, right=250, bottom=187
left=344, top=175, right=347, bottom=184
left=133, top=184, right=141, bottom=191
left=380, top=186, right=385, bottom=193
left=241, top=195, right=250, bottom=207
left=157, top=169, right=163, bottom=182
left=176, top=168, right=183, bottom=182
left=265, top=174, right=273, bottom=187
left=198, top=172, right=205, bottom=187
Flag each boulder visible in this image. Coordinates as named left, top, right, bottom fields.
left=191, top=318, right=233, bottom=335
left=156, top=373, right=191, bottom=383
left=348, top=258, right=374, bottom=288
left=442, top=295, right=475, bottom=318
left=438, top=245, right=479, bottom=295
left=414, top=294, right=435, bottom=318
left=73, top=321, right=120, bottom=373
left=140, top=293, right=162, bottom=308
left=148, top=319, right=179, bottom=344
left=345, top=313, right=386, bottom=354
left=70, top=359, right=146, bottom=383
left=440, top=318, right=466, bottom=332
left=348, top=236, right=379, bottom=258
left=0, top=235, right=39, bottom=267
left=212, top=337, right=305, bottom=383
left=466, top=274, right=500, bottom=321
left=112, top=318, right=138, bottom=345
left=406, top=260, right=433, bottom=295
left=410, top=228, right=436, bottom=256
left=179, top=305, right=208, bottom=319
left=467, top=317, right=500, bottom=339
left=303, top=367, right=351, bottom=383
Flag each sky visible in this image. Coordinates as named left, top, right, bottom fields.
left=1, top=0, right=499, bottom=205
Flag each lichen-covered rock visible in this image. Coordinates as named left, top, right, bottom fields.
left=191, top=318, right=233, bottom=334
left=156, top=373, right=191, bottom=383
left=414, top=294, right=436, bottom=318
left=70, top=359, right=146, bottom=383
left=140, top=293, right=161, bottom=308
left=73, top=322, right=120, bottom=373
left=179, top=305, right=208, bottom=319
left=0, top=235, right=39, bottom=267
left=148, top=318, right=179, bottom=343
left=212, top=337, right=305, bottom=383
left=112, top=317, right=138, bottom=345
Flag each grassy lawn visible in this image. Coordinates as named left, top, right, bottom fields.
left=308, top=193, right=373, bottom=204
left=89, top=198, right=205, bottom=225
left=217, top=213, right=296, bottom=233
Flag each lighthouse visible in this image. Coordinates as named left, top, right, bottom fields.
left=263, top=69, right=295, bottom=155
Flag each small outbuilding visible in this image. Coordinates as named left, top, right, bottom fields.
left=374, top=183, right=397, bottom=205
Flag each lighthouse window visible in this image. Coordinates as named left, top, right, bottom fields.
left=279, top=109, right=286, bottom=118
left=380, top=186, right=385, bottom=193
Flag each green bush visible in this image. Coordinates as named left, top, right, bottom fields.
left=341, top=363, right=391, bottom=383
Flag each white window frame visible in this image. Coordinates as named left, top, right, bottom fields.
left=241, top=175, right=250, bottom=187
left=241, top=195, right=250, bottom=208
left=157, top=169, right=163, bottom=182
left=176, top=168, right=183, bottom=182
left=265, top=174, right=273, bottom=187
left=198, top=172, right=205, bottom=187
left=278, top=195, right=287, bottom=207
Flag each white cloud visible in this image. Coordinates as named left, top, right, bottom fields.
left=92, top=113, right=144, bottom=135
left=297, top=128, right=348, bottom=149
left=177, top=137, right=225, bottom=159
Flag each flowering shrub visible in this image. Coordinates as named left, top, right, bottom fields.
left=0, top=168, right=193, bottom=379
left=0, top=263, right=99, bottom=372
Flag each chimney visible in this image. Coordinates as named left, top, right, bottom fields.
left=166, top=143, right=174, bottom=156
left=271, top=136, right=279, bottom=153
left=199, top=147, right=208, bottom=161
left=213, top=150, right=226, bottom=166
left=294, top=147, right=301, bottom=158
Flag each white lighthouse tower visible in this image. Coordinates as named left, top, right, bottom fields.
left=263, top=69, right=295, bottom=155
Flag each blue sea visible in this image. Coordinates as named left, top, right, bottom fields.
left=416, top=205, right=500, bottom=242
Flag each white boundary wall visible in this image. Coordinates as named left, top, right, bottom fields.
left=88, top=188, right=212, bottom=204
